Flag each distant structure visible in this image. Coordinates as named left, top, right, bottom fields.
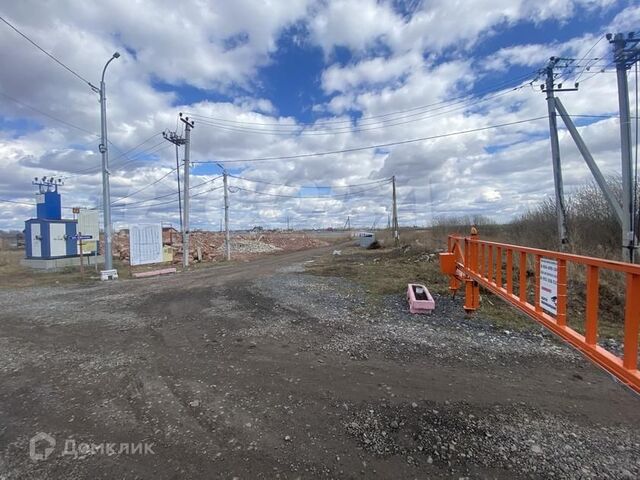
left=23, top=177, right=100, bottom=270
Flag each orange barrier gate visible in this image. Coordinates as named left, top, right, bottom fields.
left=439, top=230, right=640, bottom=393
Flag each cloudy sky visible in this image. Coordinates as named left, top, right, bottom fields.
left=0, top=0, right=639, bottom=231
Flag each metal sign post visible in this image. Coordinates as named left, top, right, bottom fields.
left=78, top=233, right=84, bottom=278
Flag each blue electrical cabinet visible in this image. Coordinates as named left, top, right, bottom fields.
left=25, top=219, right=79, bottom=259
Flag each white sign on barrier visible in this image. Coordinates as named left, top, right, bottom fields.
left=540, top=258, right=558, bottom=315
left=129, top=224, right=163, bottom=266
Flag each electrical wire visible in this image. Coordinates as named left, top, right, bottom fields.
left=0, top=197, right=76, bottom=210
left=0, top=15, right=93, bottom=88
left=192, top=116, right=549, bottom=164
left=111, top=167, right=179, bottom=205
left=109, top=140, right=171, bottom=171
left=110, top=132, right=163, bottom=163
left=111, top=175, right=222, bottom=208
left=113, top=185, right=224, bottom=211
left=231, top=182, right=391, bottom=200
left=1, top=89, right=172, bottom=177
left=184, top=70, right=538, bottom=129
left=228, top=174, right=392, bottom=190
left=194, top=87, right=524, bottom=137
left=0, top=90, right=98, bottom=136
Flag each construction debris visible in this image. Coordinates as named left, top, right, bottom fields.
left=112, top=230, right=330, bottom=265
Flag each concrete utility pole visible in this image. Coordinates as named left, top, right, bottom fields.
left=392, top=175, right=399, bottom=245
left=543, top=57, right=570, bottom=249
left=179, top=113, right=194, bottom=268
left=608, top=32, right=640, bottom=262
left=554, top=98, right=624, bottom=225
left=223, top=170, right=231, bottom=261
left=91, top=52, right=120, bottom=274
left=162, top=130, right=186, bottom=233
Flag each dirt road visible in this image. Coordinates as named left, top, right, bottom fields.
left=1, top=246, right=639, bottom=479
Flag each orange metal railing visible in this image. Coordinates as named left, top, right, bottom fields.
left=440, top=231, right=640, bottom=393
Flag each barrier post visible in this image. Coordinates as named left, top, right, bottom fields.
left=496, top=246, right=503, bottom=289
left=506, top=249, right=513, bottom=295
left=623, top=273, right=640, bottom=370
left=534, top=255, right=542, bottom=313
left=488, top=245, right=494, bottom=284
left=557, top=259, right=568, bottom=327
left=464, top=227, right=480, bottom=312
left=518, top=251, right=527, bottom=303
left=585, top=265, right=599, bottom=346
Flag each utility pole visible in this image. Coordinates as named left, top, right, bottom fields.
left=162, top=130, right=186, bottom=233
left=608, top=32, right=640, bottom=262
left=223, top=170, right=231, bottom=261
left=179, top=113, right=194, bottom=268
left=91, top=52, right=119, bottom=275
left=392, top=175, right=399, bottom=245
left=542, top=57, right=570, bottom=249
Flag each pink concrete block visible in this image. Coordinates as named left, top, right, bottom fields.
left=407, top=283, right=435, bottom=314
left=133, top=267, right=177, bottom=278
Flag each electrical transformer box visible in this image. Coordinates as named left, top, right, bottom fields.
left=25, top=219, right=82, bottom=259
left=23, top=177, right=98, bottom=260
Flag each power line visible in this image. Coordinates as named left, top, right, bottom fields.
left=0, top=198, right=35, bottom=207
left=231, top=182, right=391, bottom=200
left=0, top=197, right=76, bottom=210
left=111, top=175, right=222, bottom=208
left=228, top=174, right=392, bottom=189
left=110, top=132, right=163, bottom=163
left=111, top=167, right=179, bottom=205
left=0, top=90, right=97, bottom=135
left=193, top=87, right=524, bottom=137
left=574, top=36, right=606, bottom=83
left=192, top=116, right=550, bottom=164
left=0, top=15, right=93, bottom=88
left=113, top=185, right=224, bottom=211
left=109, top=140, right=171, bottom=171
left=184, top=70, right=538, bottom=129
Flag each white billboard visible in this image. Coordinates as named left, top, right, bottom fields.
left=129, top=224, right=163, bottom=266
left=540, top=258, right=558, bottom=315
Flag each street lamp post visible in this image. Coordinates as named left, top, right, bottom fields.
left=92, top=52, right=120, bottom=274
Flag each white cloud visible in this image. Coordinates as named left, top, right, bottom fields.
left=0, top=0, right=633, bottom=233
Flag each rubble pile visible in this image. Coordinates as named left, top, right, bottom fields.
left=219, top=239, right=281, bottom=254
left=111, top=230, right=330, bottom=265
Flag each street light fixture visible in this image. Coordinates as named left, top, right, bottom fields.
left=90, top=52, right=120, bottom=276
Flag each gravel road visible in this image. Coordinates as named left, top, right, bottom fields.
left=0, top=246, right=638, bottom=479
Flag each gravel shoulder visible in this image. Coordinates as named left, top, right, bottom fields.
left=0, top=245, right=639, bottom=479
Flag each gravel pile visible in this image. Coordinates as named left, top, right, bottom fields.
left=345, top=401, right=639, bottom=479
left=251, top=272, right=579, bottom=367
left=220, top=239, right=282, bottom=254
